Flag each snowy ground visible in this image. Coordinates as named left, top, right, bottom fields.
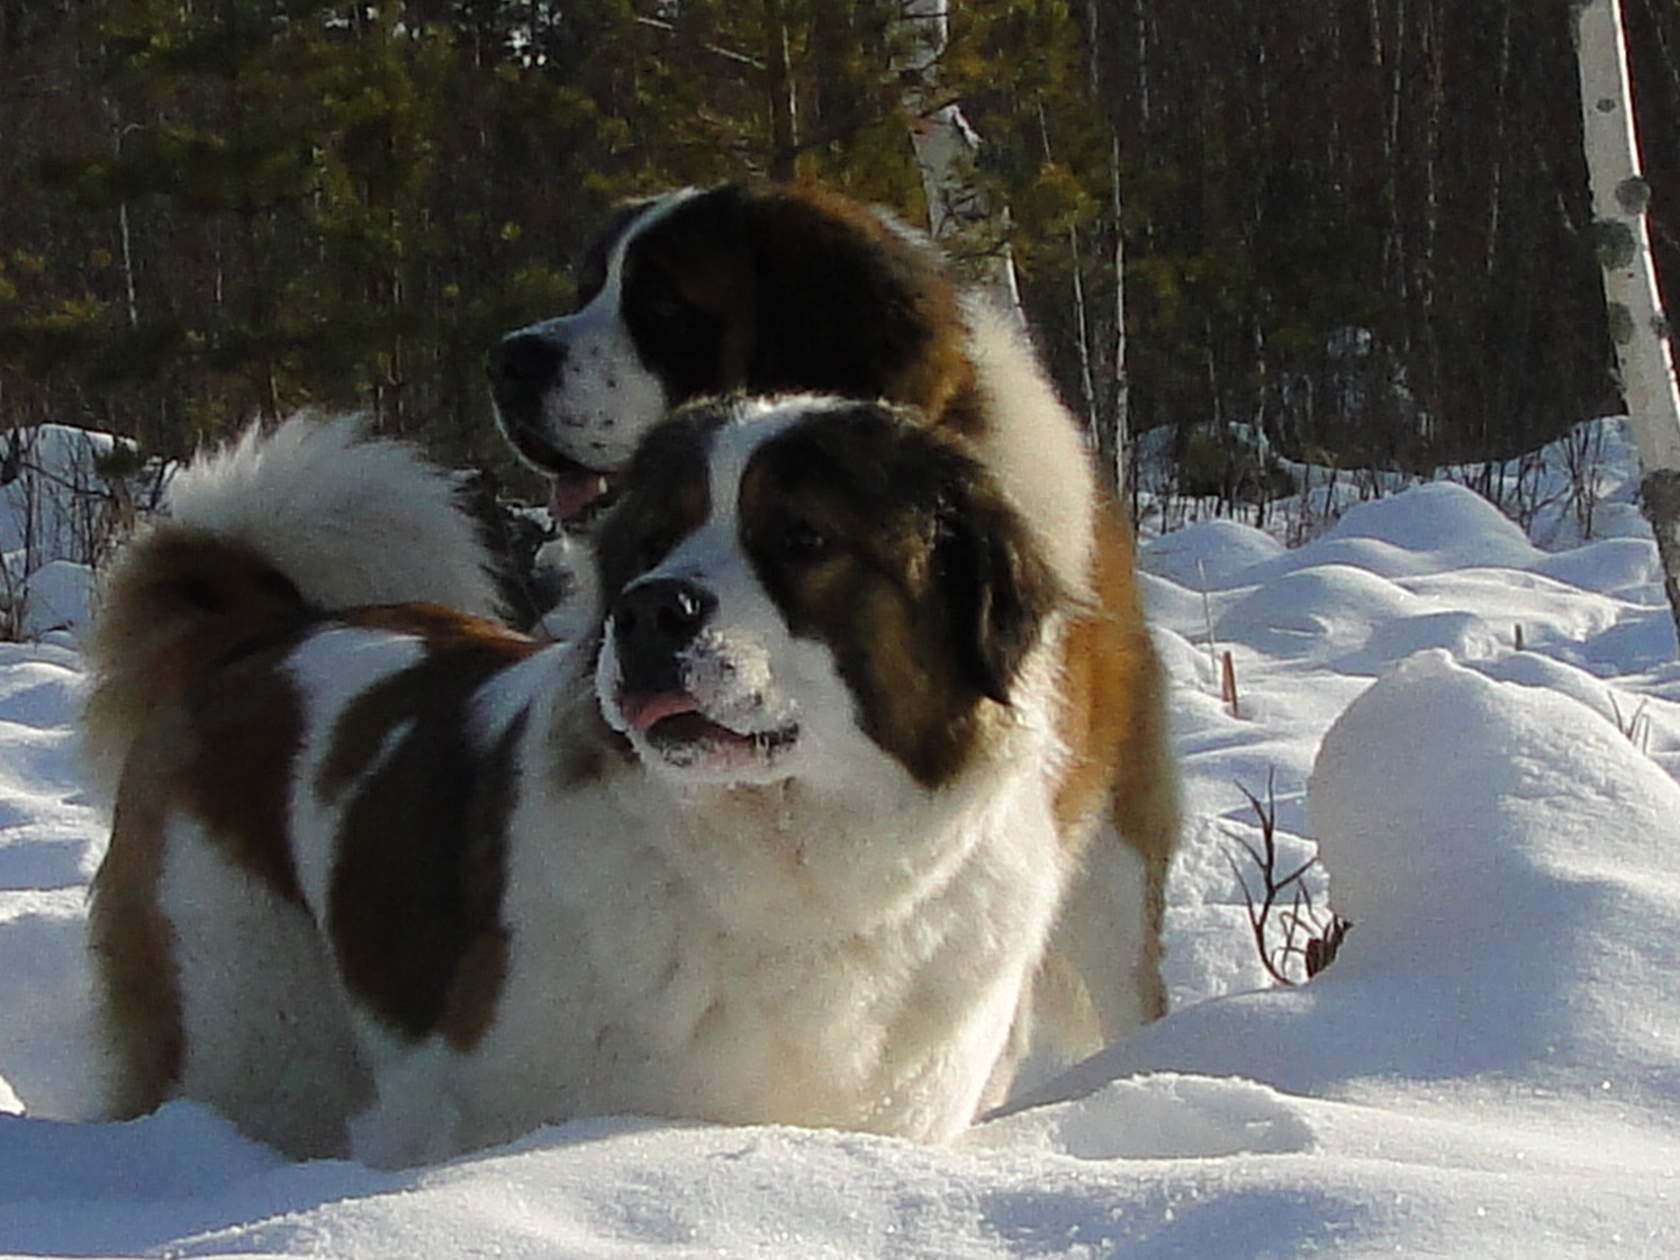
left=1, top=419, right=1677, bottom=1257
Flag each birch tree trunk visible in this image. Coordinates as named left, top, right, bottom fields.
left=1574, top=0, right=1680, bottom=646
left=894, top=0, right=1023, bottom=321
left=110, top=114, right=141, bottom=330
left=1111, top=134, right=1132, bottom=502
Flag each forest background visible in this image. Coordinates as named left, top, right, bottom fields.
left=3, top=0, right=1679, bottom=509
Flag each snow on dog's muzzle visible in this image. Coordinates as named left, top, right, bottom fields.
left=604, top=578, right=801, bottom=779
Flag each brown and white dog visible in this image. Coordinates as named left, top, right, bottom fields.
left=84, top=401, right=1075, bottom=1165
left=487, top=183, right=1179, bottom=1058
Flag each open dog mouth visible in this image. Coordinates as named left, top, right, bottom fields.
left=548, top=458, right=621, bottom=524
left=502, top=423, right=622, bottom=524
left=619, top=689, right=800, bottom=767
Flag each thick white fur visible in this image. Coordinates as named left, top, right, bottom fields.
left=959, top=299, right=1098, bottom=602
left=958, top=301, right=1157, bottom=1052
left=159, top=821, right=369, bottom=1159
left=345, top=637, right=1067, bottom=1162
left=122, top=409, right=1072, bottom=1165
left=167, top=414, right=501, bottom=618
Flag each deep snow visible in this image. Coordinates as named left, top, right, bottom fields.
left=0, top=418, right=1676, bottom=1257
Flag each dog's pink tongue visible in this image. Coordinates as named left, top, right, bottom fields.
left=621, top=690, right=702, bottom=732
left=548, top=469, right=611, bottom=522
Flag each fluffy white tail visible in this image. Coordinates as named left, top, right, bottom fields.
left=83, top=416, right=501, bottom=803
left=166, top=415, right=499, bottom=617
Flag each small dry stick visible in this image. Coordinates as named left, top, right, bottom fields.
left=1220, top=649, right=1240, bottom=718
left=1228, top=770, right=1351, bottom=985
left=1197, top=557, right=1219, bottom=694
left=1607, top=692, right=1652, bottom=754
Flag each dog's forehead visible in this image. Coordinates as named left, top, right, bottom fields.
left=737, top=397, right=956, bottom=507
left=604, top=188, right=703, bottom=270
left=613, top=399, right=852, bottom=576
left=712, top=396, right=910, bottom=511
left=610, top=396, right=936, bottom=594
left=712, top=400, right=825, bottom=492
left=569, top=188, right=703, bottom=312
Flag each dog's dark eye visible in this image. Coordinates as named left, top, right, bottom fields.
left=631, top=264, right=695, bottom=328
left=777, top=520, right=830, bottom=564
left=747, top=510, right=833, bottom=568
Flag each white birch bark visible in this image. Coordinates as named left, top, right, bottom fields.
left=1111, top=134, right=1131, bottom=497
left=1574, top=0, right=1680, bottom=643
left=895, top=0, right=1023, bottom=321
left=111, top=117, right=141, bottom=330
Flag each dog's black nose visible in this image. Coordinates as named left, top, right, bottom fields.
left=613, top=579, right=717, bottom=684
left=486, top=332, right=563, bottom=394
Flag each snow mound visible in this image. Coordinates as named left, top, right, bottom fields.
left=1310, top=649, right=1680, bottom=1098
left=0, top=425, right=131, bottom=559
left=1139, top=518, right=1285, bottom=589
left=0, top=892, right=98, bottom=1119
left=0, top=423, right=136, bottom=644
left=0, top=652, right=82, bottom=730
left=17, top=560, right=93, bottom=638
left=1323, top=480, right=1536, bottom=561
left=1215, top=563, right=1426, bottom=664
left=1535, top=536, right=1661, bottom=595
left=1030, top=650, right=1680, bottom=1111
left=974, top=1072, right=1316, bottom=1160
left=1227, top=481, right=1542, bottom=587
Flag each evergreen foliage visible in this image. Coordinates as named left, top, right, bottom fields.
left=1, top=1, right=1677, bottom=490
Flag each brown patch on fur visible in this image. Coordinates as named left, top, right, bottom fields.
left=627, top=184, right=977, bottom=424
left=321, top=609, right=539, bottom=1045
left=89, top=659, right=316, bottom=1110
left=85, top=525, right=318, bottom=1114
left=622, top=204, right=758, bottom=390
left=339, top=601, right=532, bottom=648
left=183, top=647, right=312, bottom=898
left=742, top=185, right=976, bottom=422
left=1050, top=500, right=1179, bottom=1019
left=82, top=528, right=313, bottom=804
left=731, top=403, right=1059, bottom=788
left=438, top=711, right=529, bottom=1050
left=87, top=716, right=186, bottom=1119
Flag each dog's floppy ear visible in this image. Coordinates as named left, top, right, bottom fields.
left=934, top=479, right=1060, bottom=706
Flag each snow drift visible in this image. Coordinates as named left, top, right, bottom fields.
left=0, top=416, right=1676, bottom=1256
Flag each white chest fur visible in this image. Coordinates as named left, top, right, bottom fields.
left=345, top=668, right=1066, bottom=1163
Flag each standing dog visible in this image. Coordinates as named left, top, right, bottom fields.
left=488, top=183, right=1179, bottom=1056
left=85, top=400, right=1074, bottom=1164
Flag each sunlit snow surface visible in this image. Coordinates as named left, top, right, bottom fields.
left=1, top=418, right=1676, bottom=1257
